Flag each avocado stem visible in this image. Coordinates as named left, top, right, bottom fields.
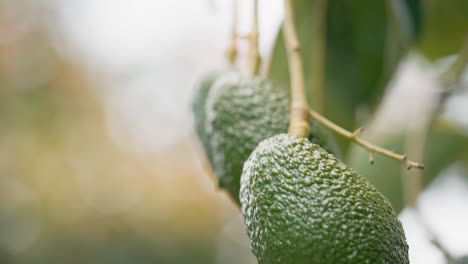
left=308, top=109, right=425, bottom=170
left=248, top=0, right=261, bottom=75
left=283, top=0, right=310, bottom=138
left=225, top=0, right=239, bottom=65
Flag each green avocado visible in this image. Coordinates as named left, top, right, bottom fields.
left=205, top=74, right=339, bottom=205
left=240, top=134, right=409, bottom=263
left=192, top=70, right=224, bottom=164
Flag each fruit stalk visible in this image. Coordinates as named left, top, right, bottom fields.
left=283, top=0, right=310, bottom=138
left=225, top=0, right=238, bottom=65
left=249, top=0, right=261, bottom=75
left=308, top=109, right=425, bottom=170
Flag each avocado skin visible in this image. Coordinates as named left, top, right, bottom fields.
left=240, top=134, right=409, bottom=264
left=192, top=71, right=223, bottom=164
left=206, top=74, right=339, bottom=205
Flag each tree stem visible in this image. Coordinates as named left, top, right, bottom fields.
left=308, top=109, right=425, bottom=170
left=283, top=0, right=310, bottom=138
left=226, top=0, right=238, bottom=65
left=249, top=0, right=261, bottom=75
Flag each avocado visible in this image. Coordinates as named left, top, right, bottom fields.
left=240, top=134, right=409, bottom=263
left=205, top=74, right=339, bottom=205
left=192, top=71, right=224, bottom=164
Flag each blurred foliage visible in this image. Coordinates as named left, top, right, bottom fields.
left=452, top=255, right=468, bottom=264
left=0, top=2, right=250, bottom=263
left=268, top=0, right=468, bottom=148
left=417, top=0, right=468, bottom=60
left=268, top=0, right=468, bottom=217
left=348, top=119, right=468, bottom=213
left=269, top=0, right=419, bottom=151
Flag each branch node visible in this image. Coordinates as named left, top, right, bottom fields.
left=368, top=151, right=375, bottom=165
left=351, top=127, right=364, bottom=138
left=413, top=163, right=425, bottom=170
left=402, top=154, right=408, bottom=161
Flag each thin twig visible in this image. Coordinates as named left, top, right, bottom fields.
left=248, top=0, right=261, bottom=75
left=283, top=0, right=310, bottom=138
left=310, top=0, right=327, bottom=114
left=308, top=109, right=425, bottom=170
left=225, top=0, right=238, bottom=65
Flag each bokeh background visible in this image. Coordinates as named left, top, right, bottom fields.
left=0, top=0, right=467, bottom=263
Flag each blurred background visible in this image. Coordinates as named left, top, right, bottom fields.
left=0, top=0, right=466, bottom=263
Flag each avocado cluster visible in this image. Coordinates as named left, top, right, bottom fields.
left=240, top=134, right=409, bottom=263
left=192, top=71, right=339, bottom=205
left=192, top=71, right=409, bottom=263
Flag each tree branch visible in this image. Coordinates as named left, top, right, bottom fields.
left=308, top=109, right=425, bottom=170
left=283, top=0, right=310, bottom=138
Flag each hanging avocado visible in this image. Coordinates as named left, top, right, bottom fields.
left=240, top=134, right=409, bottom=263
left=205, top=73, right=339, bottom=205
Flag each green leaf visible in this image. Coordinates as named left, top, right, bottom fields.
left=418, top=0, right=468, bottom=60
left=268, top=0, right=420, bottom=151
left=405, top=0, right=424, bottom=37
left=348, top=121, right=468, bottom=213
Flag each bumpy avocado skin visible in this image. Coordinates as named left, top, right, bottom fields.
left=192, top=71, right=223, bottom=164
left=206, top=75, right=339, bottom=205
left=240, top=134, right=409, bottom=264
